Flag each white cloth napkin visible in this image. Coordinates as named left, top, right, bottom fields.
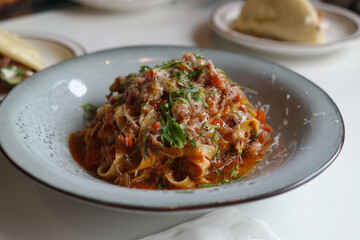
left=141, top=207, right=281, bottom=240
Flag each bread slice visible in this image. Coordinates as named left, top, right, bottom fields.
left=0, top=28, right=45, bottom=71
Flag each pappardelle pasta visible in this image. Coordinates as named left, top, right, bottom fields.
left=69, top=52, right=272, bottom=190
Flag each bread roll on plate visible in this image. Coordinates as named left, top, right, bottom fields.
left=234, top=0, right=327, bottom=43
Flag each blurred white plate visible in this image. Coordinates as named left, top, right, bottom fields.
left=210, top=1, right=360, bottom=55
left=71, top=0, right=175, bottom=11
left=0, top=30, right=86, bottom=101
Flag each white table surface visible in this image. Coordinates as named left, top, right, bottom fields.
left=1, top=0, right=359, bottom=239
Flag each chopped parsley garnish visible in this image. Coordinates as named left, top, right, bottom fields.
left=187, top=69, right=204, bottom=78
left=139, top=65, right=151, bottom=72
left=250, top=129, right=259, bottom=142
left=215, top=68, right=248, bottom=89
left=161, top=61, right=181, bottom=69
left=187, top=134, right=197, bottom=148
left=194, top=50, right=204, bottom=60
left=142, top=130, right=147, bottom=160
left=126, top=73, right=136, bottom=84
left=80, top=102, right=97, bottom=121
left=199, top=168, right=245, bottom=187
left=131, top=131, right=138, bottom=147
left=215, top=169, right=225, bottom=175
left=125, top=147, right=138, bottom=163
left=113, top=97, right=123, bottom=106
left=200, top=90, right=209, bottom=108
left=187, top=131, right=203, bottom=148
left=230, top=165, right=240, bottom=178
left=208, top=124, right=227, bottom=159
left=171, top=71, right=209, bottom=108
left=81, top=102, right=97, bottom=113
left=16, top=68, right=26, bottom=76
left=215, top=68, right=233, bottom=84
left=157, top=176, right=166, bottom=190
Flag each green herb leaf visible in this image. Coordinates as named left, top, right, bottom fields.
left=230, top=165, right=240, bottom=178
left=208, top=124, right=227, bottom=159
left=189, top=139, right=197, bottom=148
left=16, top=68, right=26, bottom=76
left=142, top=130, right=147, bottom=160
left=186, top=130, right=197, bottom=148
left=187, top=69, right=204, bottom=79
left=126, top=73, right=136, bottom=84
left=157, top=176, right=166, bottom=190
left=215, top=68, right=233, bottom=84
left=113, top=97, right=123, bottom=106
left=81, top=102, right=97, bottom=113
left=161, top=115, right=187, bottom=148
left=130, top=131, right=138, bottom=148
left=211, top=133, right=220, bottom=159
left=139, top=65, right=151, bottom=72
left=238, top=148, right=243, bottom=156
left=198, top=172, right=245, bottom=187
left=200, top=91, right=209, bottom=108
left=250, top=129, right=259, bottom=142
left=215, top=169, right=225, bottom=175
left=80, top=102, right=97, bottom=121
left=161, top=61, right=181, bottom=69
left=124, top=147, right=138, bottom=162
left=194, top=50, right=204, bottom=60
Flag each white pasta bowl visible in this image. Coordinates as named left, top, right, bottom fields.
left=0, top=46, right=344, bottom=212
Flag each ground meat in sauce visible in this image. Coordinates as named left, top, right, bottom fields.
left=69, top=52, right=272, bottom=190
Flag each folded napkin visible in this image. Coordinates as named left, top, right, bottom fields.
left=141, top=207, right=281, bottom=240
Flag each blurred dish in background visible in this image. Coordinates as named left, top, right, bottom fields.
left=70, top=0, right=175, bottom=11
left=0, top=0, right=25, bottom=8
left=0, top=0, right=76, bottom=20
left=210, top=1, right=360, bottom=55
left=323, top=0, right=360, bottom=14
left=0, top=29, right=86, bottom=101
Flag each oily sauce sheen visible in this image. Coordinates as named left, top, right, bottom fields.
left=69, top=131, right=270, bottom=189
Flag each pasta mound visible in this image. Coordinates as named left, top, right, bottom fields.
left=69, top=52, right=272, bottom=190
